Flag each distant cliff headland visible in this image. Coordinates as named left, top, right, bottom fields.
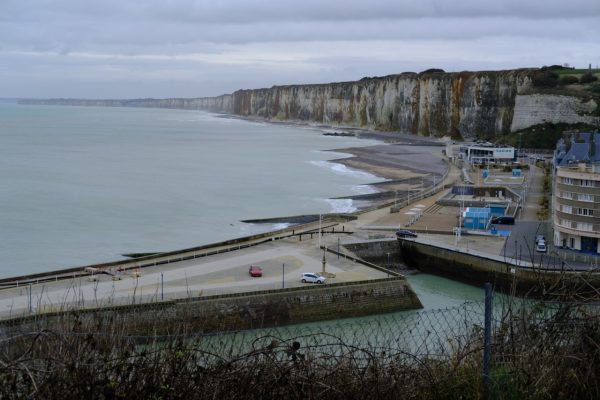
left=20, top=67, right=600, bottom=141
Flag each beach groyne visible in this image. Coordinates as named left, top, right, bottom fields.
left=0, top=277, right=422, bottom=335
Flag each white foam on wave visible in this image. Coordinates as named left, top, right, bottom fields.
left=270, top=222, right=291, bottom=231
left=325, top=198, right=356, bottom=213
left=238, top=222, right=291, bottom=237
left=352, top=184, right=378, bottom=195
left=309, top=160, right=381, bottom=181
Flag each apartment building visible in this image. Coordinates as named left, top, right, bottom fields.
left=554, top=133, right=600, bottom=254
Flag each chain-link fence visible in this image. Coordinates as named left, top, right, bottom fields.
left=1, top=291, right=599, bottom=399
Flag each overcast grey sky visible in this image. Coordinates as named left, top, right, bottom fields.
left=2, top=0, right=599, bottom=99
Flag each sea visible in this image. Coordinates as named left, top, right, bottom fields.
left=0, top=100, right=484, bottom=308
left=0, top=101, right=384, bottom=276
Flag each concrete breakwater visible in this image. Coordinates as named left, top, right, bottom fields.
left=0, top=277, right=422, bottom=335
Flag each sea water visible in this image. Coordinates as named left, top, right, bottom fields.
left=0, top=101, right=382, bottom=276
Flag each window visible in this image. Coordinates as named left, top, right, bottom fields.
left=582, top=180, right=596, bottom=187
left=579, top=193, right=594, bottom=202
left=578, top=209, right=594, bottom=216
left=563, top=177, right=574, bottom=185
left=560, top=219, right=573, bottom=228
left=561, top=191, right=573, bottom=199
left=579, top=223, right=594, bottom=232
left=562, top=205, right=573, bottom=214
left=570, top=238, right=575, bottom=248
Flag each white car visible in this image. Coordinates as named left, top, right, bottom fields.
left=301, top=272, right=326, bottom=284
left=535, top=240, right=547, bottom=253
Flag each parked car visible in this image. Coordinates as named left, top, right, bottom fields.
left=248, top=265, right=263, bottom=277
left=491, top=216, right=515, bottom=225
left=301, top=272, right=326, bottom=284
left=535, top=235, right=546, bottom=245
left=396, top=229, right=418, bottom=238
left=535, top=240, right=547, bottom=253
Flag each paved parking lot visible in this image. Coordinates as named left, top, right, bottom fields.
left=0, top=238, right=388, bottom=318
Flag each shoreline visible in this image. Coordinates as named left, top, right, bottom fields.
left=218, top=112, right=449, bottom=212
left=2, top=107, right=447, bottom=278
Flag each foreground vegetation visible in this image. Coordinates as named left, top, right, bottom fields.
left=1, top=279, right=599, bottom=399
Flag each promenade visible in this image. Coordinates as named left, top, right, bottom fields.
left=2, top=153, right=598, bottom=320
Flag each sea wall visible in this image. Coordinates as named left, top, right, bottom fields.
left=0, top=278, right=422, bottom=335
left=396, top=239, right=600, bottom=297
left=343, top=240, right=401, bottom=266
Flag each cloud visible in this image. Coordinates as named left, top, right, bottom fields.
left=0, top=0, right=599, bottom=98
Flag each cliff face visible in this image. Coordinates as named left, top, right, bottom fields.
left=230, top=70, right=533, bottom=138
left=19, top=95, right=233, bottom=113
left=21, top=69, right=600, bottom=139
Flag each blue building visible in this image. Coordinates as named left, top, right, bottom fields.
left=462, top=207, right=492, bottom=230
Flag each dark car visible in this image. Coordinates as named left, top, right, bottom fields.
left=248, top=265, right=263, bottom=277
left=396, top=230, right=418, bottom=238
left=491, top=216, right=515, bottom=225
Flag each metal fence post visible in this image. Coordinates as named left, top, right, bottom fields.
left=28, top=283, right=32, bottom=313
left=484, top=282, right=493, bottom=400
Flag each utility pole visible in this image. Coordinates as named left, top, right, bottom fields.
left=318, top=213, right=322, bottom=249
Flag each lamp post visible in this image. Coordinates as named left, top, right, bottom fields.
left=282, top=263, right=285, bottom=288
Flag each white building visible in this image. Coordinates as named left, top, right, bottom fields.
left=554, top=133, right=600, bottom=254
left=461, top=143, right=515, bottom=165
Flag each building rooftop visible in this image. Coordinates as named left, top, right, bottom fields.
left=556, top=132, right=600, bottom=167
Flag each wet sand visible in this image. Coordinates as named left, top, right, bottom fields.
left=220, top=114, right=449, bottom=203
left=328, top=141, right=448, bottom=206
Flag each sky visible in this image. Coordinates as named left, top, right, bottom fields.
left=1, top=0, right=599, bottom=99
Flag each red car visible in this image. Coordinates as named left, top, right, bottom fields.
left=248, top=265, right=263, bottom=277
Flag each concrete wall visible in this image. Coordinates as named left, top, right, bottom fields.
left=343, top=240, right=401, bottom=266
left=511, top=94, right=600, bottom=131
left=0, top=278, right=422, bottom=335
left=396, top=239, right=600, bottom=298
